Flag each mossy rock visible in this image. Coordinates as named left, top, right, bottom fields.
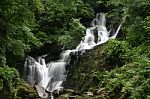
left=16, top=82, right=38, bottom=99
left=66, top=43, right=107, bottom=92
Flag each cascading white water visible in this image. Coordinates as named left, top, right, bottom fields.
left=24, top=13, right=123, bottom=98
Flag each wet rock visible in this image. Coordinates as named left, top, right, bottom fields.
left=57, top=88, right=82, bottom=99
left=69, top=95, right=78, bottom=99
left=58, top=94, right=69, bottom=99
left=52, top=88, right=63, bottom=98
left=65, top=44, right=109, bottom=92
left=63, top=89, right=75, bottom=93
left=34, top=85, right=48, bottom=98
left=77, top=95, right=91, bottom=99
left=58, top=94, right=80, bottom=99
left=85, top=92, right=93, bottom=96
left=16, top=82, right=38, bottom=98
left=92, top=95, right=107, bottom=99
left=63, top=89, right=81, bottom=96
left=93, top=88, right=105, bottom=95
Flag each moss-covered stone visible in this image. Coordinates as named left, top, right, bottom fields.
left=16, top=81, right=38, bottom=99
left=66, top=43, right=108, bottom=92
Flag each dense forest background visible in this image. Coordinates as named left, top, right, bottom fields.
left=0, top=0, right=150, bottom=98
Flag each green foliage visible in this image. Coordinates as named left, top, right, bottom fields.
left=0, top=0, right=150, bottom=98
left=107, top=0, right=150, bottom=47
left=58, top=19, right=86, bottom=48
left=0, top=0, right=43, bottom=67
left=69, top=19, right=86, bottom=44
left=96, top=3, right=150, bottom=98
left=0, top=67, right=20, bottom=96
left=0, top=0, right=94, bottom=66
left=102, top=56, right=150, bottom=99
left=0, top=48, right=6, bottom=67
left=0, top=0, right=95, bottom=96
left=133, top=44, right=150, bottom=59
left=58, top=34, right=73, bottom=48
left=65, top=0, right=150, bottom=99
left=37, top=0, right=93, bottom=48
left=33, top=0, right=45, bottom=13
left=102, top=39, right=131, bottom=67
left=125, top=16, right=150, bottom=47
left=0, top=0, right=44, bottom=97
left=0, top=67, right=37, bottom=98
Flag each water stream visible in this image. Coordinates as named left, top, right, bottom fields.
left=24, top=13, right=123, bottom=98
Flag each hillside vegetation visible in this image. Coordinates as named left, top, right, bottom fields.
left=0, top=0, right=149, bottom=98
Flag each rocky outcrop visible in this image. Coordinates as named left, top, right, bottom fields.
left=16, top=82, right=39, bottom=99
left=65, top=44, right=108, bottom=91
left=34, top=85, right=48, bottom=98
left=57, top=88, right=108, bottom=99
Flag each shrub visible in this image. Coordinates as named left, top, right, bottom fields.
left=102, top=56, right=150, bottom=99
left=102, top=39, right=132, bottom=68
left=0, top=67, right=20, bottom=96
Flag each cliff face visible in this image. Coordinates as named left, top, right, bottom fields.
left=66, top=43, right=108, bottom=92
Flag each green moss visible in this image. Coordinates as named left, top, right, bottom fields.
left=16, top=81, right=38, bottom=99
left=67, top=43, right=107, bottom=92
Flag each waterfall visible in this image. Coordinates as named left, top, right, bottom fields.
left=23, top=13, right=123, bottom=98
